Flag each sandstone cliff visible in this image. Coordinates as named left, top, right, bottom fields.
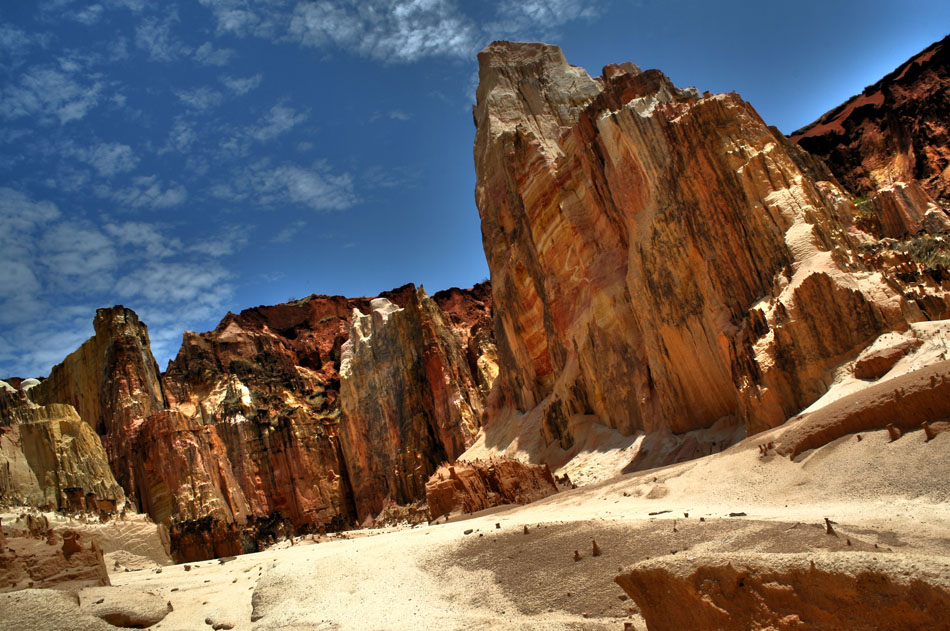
left=473, top=41, right=950, bottom=456
left=790, top=35, right=950, bottom=230
left=0, top=382, right=124, bottom=513
left=30, top=307, right=166, bottom=501
left=791, top=35, right=949, bottom=203
left=10, top=284, right=495, bottom=561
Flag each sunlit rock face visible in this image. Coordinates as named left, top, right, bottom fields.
left=339, top=288, right=491, bottom=523
left=790, top=35, right=950, bottom=207
left=30, top=307, right=166, bottom=500
left=473, top=41, right=949, bottom=448
left=0, top=381, right=125, bottom=512
left=10, top=284, right=495, bottom=561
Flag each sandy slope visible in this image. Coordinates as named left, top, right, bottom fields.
left=23, top=422, right=930, bottom=631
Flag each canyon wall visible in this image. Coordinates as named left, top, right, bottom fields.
left=0, top=381, right=125, bottom=513
left=7, top=284, right=494, bottom=560
left=790, top=35, right=949, bottom=207
left=473, top=41, right=950, bottom=452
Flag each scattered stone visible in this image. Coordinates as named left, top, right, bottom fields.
left=184, top=564, right=191, bottom=572
left=648, top=510, right=670, bottom=516
left=495, top=523, right=500, bottom=529
left=79, top=586, right=172, bottom=628
left=729, top=512, right=747, bottom=517
left=922, top=421, right=936, bottom=441
left=523, top=525, right=529, bottom=535
left=592, top=540, right=602, bottom=557
left=887, top=424, right=903, bottom=442
left=573, top=550, right=581, bottom=562
left=463, top=529, right=473, bottom=535
left=825, top=518, right=837, bottom=536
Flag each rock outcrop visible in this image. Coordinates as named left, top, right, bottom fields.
left=339, top=288, right=489, bottom=522
left=0, top=520, right=110, bottom=593
left=472, top=41, right=950, bottom=457
left=11, top=284, right=495, bottom=561
left=424, top=458, right=558, bottom=520
left=615, top=552, right=950, bottom=631
left=0, top=382, right=124, bottom=513
left=790, top=35, right=950, bottom=207
left=30, top=307, right=166, bottom=501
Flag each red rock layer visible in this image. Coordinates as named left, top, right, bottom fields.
left=424, top=458, right=557, bottom=521
left=473, top=42, right=950, bottom=450
left=790, top=35, right=950, bottom=206
left=339, top=288, right=493, bottom=522
left=30, top=307, right=166, bottom=499
left=20, top=285, right=495, bottom=561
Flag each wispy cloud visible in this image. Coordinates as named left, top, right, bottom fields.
left=99, top=175, right=188, bottom=209
left=250, top=103, right=309, bottom=141
left=212, top=160, right=357, bottom=212
left=104, top=221, right=182, bottom=259
left=174, top=86, right=224, bottom=110
left=71, top=141, right=138, bottom=177
left=190, top=224, right=250, bottom=257
left=271, top=219, right=307, bottom=243
left=193, top=41, right=235, bottom=66
left=220, top=73, right=262, bottom=95
left=136, top=9, right=191, bottom=61
left=288, top=0, right=478, bottom=62
left=0, top=186, right=241, bottom=377
left=0, top=64, right=104, bottom=124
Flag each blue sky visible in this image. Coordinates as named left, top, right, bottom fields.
left=1, top=0, right=947, bottom=378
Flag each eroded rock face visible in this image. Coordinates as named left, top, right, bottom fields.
left=615, top=552, right=950, bottom=631
left=14, top=284, right=495, bottom=561
left=0, top=383, right=124, bottom=513
left=339, top=288, right=491, bottom=522
left=424, top=458, right=557, bottom=521
left=0, top=525, right=110, bottom=593
left=30, top=307, right=166, bottom=501
left=473, top=41, right=941, bottom=448
left=791, top=35, right=950, bottom=206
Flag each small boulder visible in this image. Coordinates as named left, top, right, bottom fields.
left=79, top=586, right=172, bottom=628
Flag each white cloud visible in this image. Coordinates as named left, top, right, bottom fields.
left=101, top=175, right=188, bottom=209
left=161, top=118, right=198, bottom=153
left=288, top=0, right=477, bottom=62
left=71, top=4, right=106, bottom=25
left=136, top=10, right=191, bottom=61
left=0, top=65, right=104, bottom=125
left=212, top=160, right=357, bottom=212
left=72, top=141, right=139, bottom=177
left=193, top=41, right=235, bottom=66
left=174, top=86, right=224, bottom=110
left=198, top=0, right=282, bottom=38
left=271, top=219, right=307, bottom=243
left=41, top=222, right=118, bottom=292
left=104, top=221, right=182, bottom=259
left=190, top=224, right=249, bottom=257
left=220, top=73, right=262, bottom=95
left=115, top=261, right=232, bottom=305
left=250, top=103, right=309, bottom=141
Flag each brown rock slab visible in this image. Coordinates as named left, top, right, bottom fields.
left=615, top=552, right=950, bottom=631
left=79, top=585, right=172, bottom=628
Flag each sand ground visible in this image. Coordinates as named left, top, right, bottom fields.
left=56, top=422, right=942, bottom=631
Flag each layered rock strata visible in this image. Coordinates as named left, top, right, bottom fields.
left=0, top=519, right=110, bottom=593
left=615, top=552, right=950, bottom=631
left=339, top=289, right=489, bottom=522
left=30, top=307, right=166, bottom=500
left=0, top=382, right=124, bottom=513
left=473, top=41, right=950, bottom=455
left=12, top=284, right=494, bottom=561
left=424, top=458, right=558, bottom=521
left=791, top=35, right=950, bottom=206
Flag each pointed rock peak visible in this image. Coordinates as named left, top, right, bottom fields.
left=602, top=61, right=641, bottom=80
